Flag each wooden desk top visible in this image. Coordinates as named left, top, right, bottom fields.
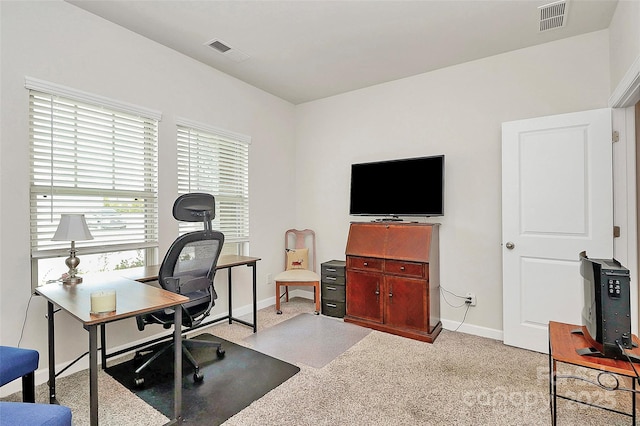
left=118, top=254, right=261, bottom=283
left=549, top=321, right=640, bottom=377
left=35, top=255, right=260, bottom=326
left=35, top=276, right=188, bottom=326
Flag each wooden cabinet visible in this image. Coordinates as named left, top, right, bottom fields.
left=344, top=222, right=441, bottom=343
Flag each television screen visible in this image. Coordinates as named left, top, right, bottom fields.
left=349, top=155, right=444, bottom=217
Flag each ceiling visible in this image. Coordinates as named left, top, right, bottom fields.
left=67, top=0, right=619, bottom=105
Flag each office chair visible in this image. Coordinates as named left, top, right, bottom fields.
left=134, top=193, right=225, bottom=386
left=274, top=229, right=321, bottom=315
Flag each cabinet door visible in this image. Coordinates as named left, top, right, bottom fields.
left=384, top=276, right=428, bottom=331
left=346, top=270, right=383, bottom=323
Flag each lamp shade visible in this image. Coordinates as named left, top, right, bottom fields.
left=52, top=214, right=94, bottom=241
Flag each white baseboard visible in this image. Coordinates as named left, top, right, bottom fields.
left=441, top=319, right=503, bottom=341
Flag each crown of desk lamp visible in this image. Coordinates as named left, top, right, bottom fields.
left=52, top=214, right=94, bottom=285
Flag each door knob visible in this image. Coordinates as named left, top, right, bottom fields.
left=505, top=242, right=515, bottom=250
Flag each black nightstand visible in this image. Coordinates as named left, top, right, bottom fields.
left=321, top=260, right=346, bottom=318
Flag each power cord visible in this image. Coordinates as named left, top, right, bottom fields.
left=440, top=286, right=468, bottom=308
left=18, top=293, right=35, bottom=348
left=440, top=285, right=472, bottom=331
left=616, top=340, right=640, bottom=383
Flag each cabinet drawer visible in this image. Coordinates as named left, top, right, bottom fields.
left=321, top=260, right=346, bottom=277
left=347, top=256, right=383, bottom=272
left=385, top=260, right=426, bottom=278
left=322, top=282, right=346, bottom=302
left=322, top=300, right=345, bottom=318
left=321, top=274, right=345, bottom=285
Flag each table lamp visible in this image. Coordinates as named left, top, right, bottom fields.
left=52, top=214, right=94, bottom=285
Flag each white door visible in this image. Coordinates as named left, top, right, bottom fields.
left=502, top=108, right=613, bottom=353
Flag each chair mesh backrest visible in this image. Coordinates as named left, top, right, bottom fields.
left=159, top=228, right=224, bottom=323
left=285, top=229, right=316, bottom=272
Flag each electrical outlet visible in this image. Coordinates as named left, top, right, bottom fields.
left=266, top=273, right=272, bottom=285
left=465, top=292, right=477, bottom=306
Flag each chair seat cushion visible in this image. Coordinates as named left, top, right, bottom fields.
left=0, top=402, right=72, bottom=426
left=0, top=346, right=39, bottom=386
left=274, top=269, right=320, bottom=282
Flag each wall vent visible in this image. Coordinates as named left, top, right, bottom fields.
left=538, top=0, right=568, bottom=32
left=205, top=38, right=250, bottom=63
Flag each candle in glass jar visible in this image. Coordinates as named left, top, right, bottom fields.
left=90, top=290, right=116, bottom=314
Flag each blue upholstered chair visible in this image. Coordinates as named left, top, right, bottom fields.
left=0, top=401, right=72, bottom=426
left=0, top=346, right=39, bottom=403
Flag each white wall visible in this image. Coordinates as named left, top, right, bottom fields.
left=609, top=0, right=640, bottom=93
left=295, top=30, right=611, bottom=337
left=0, top=0, right=296, bottom=389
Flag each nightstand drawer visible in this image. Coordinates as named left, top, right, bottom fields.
left=322, top=282, right=346, bottom=302
left=321, top=274, right=345, bottom=285
left=322, top=300, right=345, bottom=318
left=321, top=260, right=346, bottom=276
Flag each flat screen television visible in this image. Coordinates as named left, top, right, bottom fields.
left=576, top=252, right=639, bottom=362
left=349, top=155, right=444, bottom=218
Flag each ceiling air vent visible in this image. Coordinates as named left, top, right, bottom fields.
left=205, top=38, right=250, bottom=63
left=538, top=0, right=568, bottom=32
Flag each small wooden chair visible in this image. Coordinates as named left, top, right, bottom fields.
left=274, top=229, right=320, bottom=314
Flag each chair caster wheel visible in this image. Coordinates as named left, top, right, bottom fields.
left=216, top=348, right=225, bottom=359
left=134, top=377, right=145, bottom=388
left=193, top=371, right=204, bottom=382
left=276, top=310, right=282, bottom=315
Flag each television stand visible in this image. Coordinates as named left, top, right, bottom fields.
left=550, top=321, right=640, bottom=425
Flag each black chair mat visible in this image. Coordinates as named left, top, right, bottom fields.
left=106, top=333, right=300, bottom=425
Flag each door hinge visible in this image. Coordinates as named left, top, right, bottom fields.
left=613, top=131, right=620, bottom=143
left=614, top=226, right=621, bottom=238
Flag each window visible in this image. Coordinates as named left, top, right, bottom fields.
left=27, top=78, right=160, bottom=287
left=176, top=118, right=250, bottom=255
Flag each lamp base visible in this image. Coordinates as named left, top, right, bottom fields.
left=62, top=276, right=83, bottom=285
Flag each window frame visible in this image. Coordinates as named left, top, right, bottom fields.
left=26, top=77, right=161, bottom=288
left=176, top=117, right=251, bottom=256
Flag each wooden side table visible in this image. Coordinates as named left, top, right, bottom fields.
left=549, top=321, right=640, bottom=425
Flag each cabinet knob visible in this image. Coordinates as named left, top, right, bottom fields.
left=400, top=266, right=405, bottom=271
left=326, top=276, right=336, bottom=281
left=363, top=262, right=368, bottom=266
left=326, top=268, right=336, bottom=272
left=327, top=286, right=337, bottom=291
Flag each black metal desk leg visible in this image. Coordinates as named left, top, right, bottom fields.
left=250, top=262, right=257, bottom=333
left=47, top=301, right=56, bottom=404
left=88, top=325, right=98, bottom=426
left=227, top=268, right=233, bottom=324
left=549, top=338, right=556, bottom=426
left=100, top=323, right=107, bottom=369
left=551, top=359, right=557, bottom=426
left=174, top=305, right=182, bottom=422
left=633, top=378, right=636, bottom=426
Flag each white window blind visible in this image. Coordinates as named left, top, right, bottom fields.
left=176, top=120, right=250, bottom=248
left=29, top=88, right=159, bottom=260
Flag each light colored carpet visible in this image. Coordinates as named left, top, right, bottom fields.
left=243, top=313, right=371, bottom=368
left=3, top=298, right=637, bottom=425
